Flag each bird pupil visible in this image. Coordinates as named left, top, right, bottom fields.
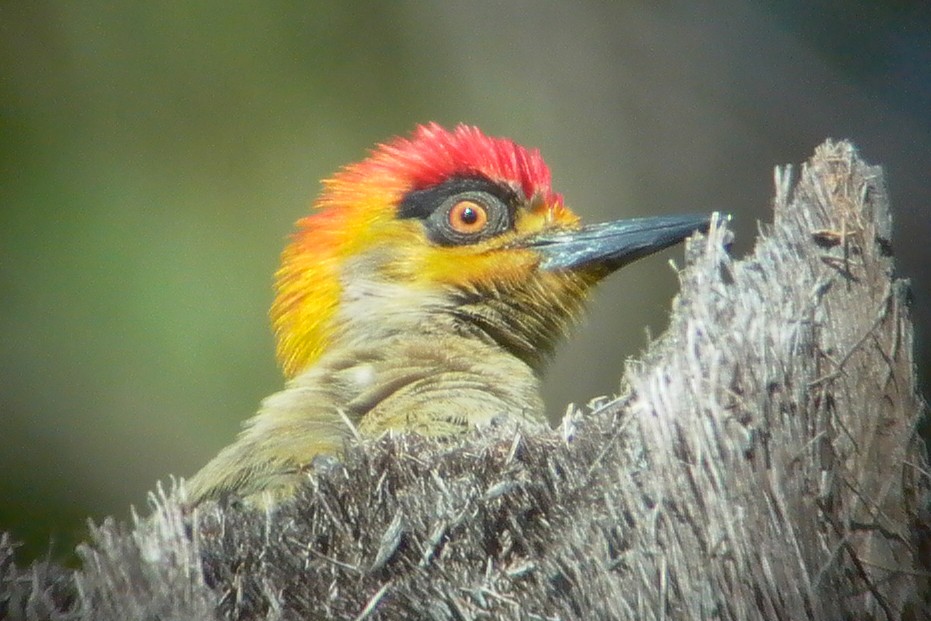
left=461, top=206, right=478, bottom=224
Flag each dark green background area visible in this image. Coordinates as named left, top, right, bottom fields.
left=2, top=2, right=930, bottom=562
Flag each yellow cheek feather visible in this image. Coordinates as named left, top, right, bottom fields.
left=417, top=242, right=540, bottom=292
left=413, top=200, right=580, bottom=292
left=272, top=198, right=394, bottom=378
left=272, top=241, right=340, bottom=379
left=517, top=196, right=579, bottom=235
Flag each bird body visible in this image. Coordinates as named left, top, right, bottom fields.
left=186, top=124, right=708, bottom=504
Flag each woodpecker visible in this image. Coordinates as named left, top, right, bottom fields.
left=186, top=123, right=709, bottom=504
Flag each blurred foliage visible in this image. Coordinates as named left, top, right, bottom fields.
left=2, top=1, right=930, bottom=562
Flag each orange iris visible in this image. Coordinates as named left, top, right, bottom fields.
left=448, top=200, right=488, bottom=235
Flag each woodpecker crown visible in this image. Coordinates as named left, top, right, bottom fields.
left=321, top=122, right=562, bottom=212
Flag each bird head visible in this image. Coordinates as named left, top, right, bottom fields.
left=272, top=123, right=708, bottom=378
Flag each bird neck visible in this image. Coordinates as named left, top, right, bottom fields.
left=449, top=270, right=593, bottom=374
left=327, top=269, right=591, bottom=380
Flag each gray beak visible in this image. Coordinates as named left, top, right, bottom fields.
left=524, top=214, right=711, bottom=274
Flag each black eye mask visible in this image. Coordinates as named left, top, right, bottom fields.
left=397, top=176, right=519, bottom=246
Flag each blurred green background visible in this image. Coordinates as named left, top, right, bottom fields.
left=2, top=2, right=930, bottom=561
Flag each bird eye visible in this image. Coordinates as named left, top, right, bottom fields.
left=399, top=180, right=514, bottom=246
left=447, top=200, right=489, bottom=235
